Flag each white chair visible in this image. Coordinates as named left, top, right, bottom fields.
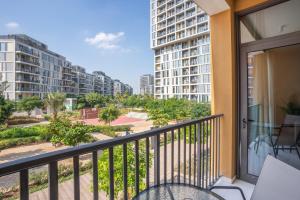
left=210, top=155, right=300, bottom=200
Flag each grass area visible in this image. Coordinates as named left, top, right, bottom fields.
left=0, top=125, right=50, bottom=150
left=0, top=123, right=131, bottom=150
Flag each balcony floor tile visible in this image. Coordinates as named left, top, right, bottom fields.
left=213, top=177, right=255, bottom=200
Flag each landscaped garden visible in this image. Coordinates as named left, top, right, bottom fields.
left=0, top=89, right=211, bottom=199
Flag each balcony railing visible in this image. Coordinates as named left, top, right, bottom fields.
left=0, top=114, right=223, bottom=200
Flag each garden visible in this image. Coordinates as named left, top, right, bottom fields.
left=0, top=88, right=211, bottom=199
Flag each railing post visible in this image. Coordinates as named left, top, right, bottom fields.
left=73, top=156, right=80, bottom=200
left=196, top=122, right=201, bottom=187
left=20, top=169, right=29, bottom=200
left=154, top=135, right=160, bottom=185
left=49, top=161, right=58, bottom=200
left=92, top=151, right=99, bottom=200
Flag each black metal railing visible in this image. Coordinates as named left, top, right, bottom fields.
left=0, top=114, right=223, bottom=200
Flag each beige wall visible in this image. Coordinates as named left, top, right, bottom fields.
left=210, top=8, right=237, bottom=179
left=210, top=0, right=274, bottom=179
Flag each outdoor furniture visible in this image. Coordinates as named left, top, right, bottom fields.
left=133, top=183, right=224, bottom=200
left=274, top=115, right=300, bottom=159
left=210, top=155, right=300, bottom=200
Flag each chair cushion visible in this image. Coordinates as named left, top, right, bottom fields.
left=251, top=155, right=300, bottom=200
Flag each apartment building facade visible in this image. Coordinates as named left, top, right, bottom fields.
left=0, top=34, right=132, bottom=100
left=151, top=0, right=211, bottom=102
left=140, top=74, right=154, bottom=96
left=113, top=79, right=133, bottom=96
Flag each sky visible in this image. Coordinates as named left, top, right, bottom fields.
left=0, top=0, right=153, bottom=93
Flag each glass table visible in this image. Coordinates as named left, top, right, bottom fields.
left=132, top=184, right=224, bottom=200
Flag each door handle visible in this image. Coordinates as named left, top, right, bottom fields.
left=242, top=118, right=247, bottom=129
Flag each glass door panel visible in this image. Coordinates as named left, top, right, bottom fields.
left=246, top=45, right=300, bottom=176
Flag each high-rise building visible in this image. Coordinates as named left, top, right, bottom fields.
left=150, top=0, right=211, bottom=102
left=140, top=74, right=154, bottom=96
left=0, top=34, right=132, bottom=100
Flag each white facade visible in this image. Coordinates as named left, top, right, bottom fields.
left=0, top=35, right=133, bottom=100
left=140, top=74, right=154, bottom=96
left=0, top=35, right=78, bottom=100
left=113, top=79, right=133, bottom=96
left=151, top=0, right=211, bottom=102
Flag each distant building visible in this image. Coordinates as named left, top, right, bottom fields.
left=0, top=34, right=133, bottom=100
left=113, top=79, right=133, bottom=96
left=124, top=84, right=133, bottom=95
left=72, top=65, right=94, bottom=95
left=140, top=74, right=154, bottom=96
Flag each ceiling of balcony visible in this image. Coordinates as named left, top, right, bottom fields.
left=193, top=0, right=229, bottom=15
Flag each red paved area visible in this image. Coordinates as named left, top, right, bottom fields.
left=83, top=115, right=144, bottom=126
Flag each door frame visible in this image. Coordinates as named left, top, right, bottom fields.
left=235, top=1, right=293, bottom=183
left=239, top=31, right=300, bottom=183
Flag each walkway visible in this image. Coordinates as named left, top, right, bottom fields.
left=28, top=139, right=199, bottom=199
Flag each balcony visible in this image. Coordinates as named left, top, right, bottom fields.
left=0, top=115, right=223, bottom=199
left=15, top=67, right=40, bottom=75
left=16, top=57, right=40, bottom=67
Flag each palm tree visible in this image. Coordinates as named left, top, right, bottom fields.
left=44, top=93, right=66, bottom=120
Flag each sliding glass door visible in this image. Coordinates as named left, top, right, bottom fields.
left=239, top=0, right=300, bottom=183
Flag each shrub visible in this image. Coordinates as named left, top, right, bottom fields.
left=43, top=114, right=51, bottom=121
left=0, top=96, right=14, bottom=125
left=0, top=125, right=50, bottom=149
left=49, top=117, right=94, bottom=146
left=7, top=116, right=41, bottom=125
left=81, top=124, right=131, bottom=137
left=51, top=125, right=94, bottom=146
left=190, top=103, right=211, bottom=119
left=98, top=143, right=152, bottom=198
left=0, top=125, right=49, bottom=140
left=85, top=92, right=105, bottom=108
left=17, top=96, right=43, bottom=116
left=57, top=111, right=80, bottom=120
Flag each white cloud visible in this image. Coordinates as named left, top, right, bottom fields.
left=5, top=22, right=19, bottom=29
left=85, top=32, right=125, bottom=50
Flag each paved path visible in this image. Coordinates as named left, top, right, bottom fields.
left=29, top=173, right=108, bottom=200
left=0, top=134, right=112, bottom=189
left=29, top=139, right=199, bottom=199
left=83, top=115, right=144, bottom=126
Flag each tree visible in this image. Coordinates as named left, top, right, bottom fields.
left=97, top=143, right=152, bottom=198
left=0, top=95, right=13, bottom=124
left=98, top=104, right=121, bottom=125
left=49, top=117, right=93, bottom=146
left=148, top=109, right=170, bottom=128
left=44, top=93, right=66, bottom=120
left=190, top=103, right=211, bottom=119
left=85, top=92, right=104, bottom=108
left=18, top=96, right=43, bottom=116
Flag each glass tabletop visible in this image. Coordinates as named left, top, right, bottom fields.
left=132, top=184, right=224, bottom=200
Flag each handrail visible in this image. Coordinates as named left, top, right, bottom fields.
left=0, top=114, right=223, bottom=177
left=0, top=114, right=223, bottom=200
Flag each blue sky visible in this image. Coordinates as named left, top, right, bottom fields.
left=0, top=0, right=153, bottom=93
